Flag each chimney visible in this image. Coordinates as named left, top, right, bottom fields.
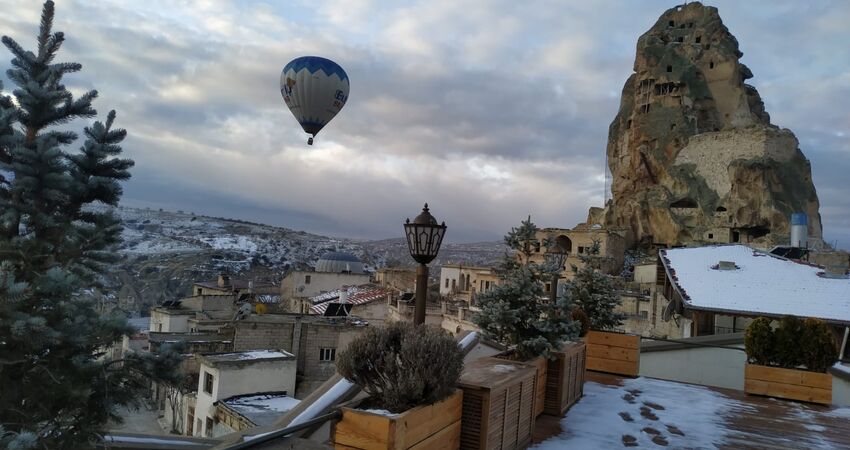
left=717, top=261, right=738, bottom=270
left=339, top=286, right=349, bottom=304
left=218, top=273, right=231, bottom=288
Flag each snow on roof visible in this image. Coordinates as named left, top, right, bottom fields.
left=221, top=392, right=301, bottom=427
left=201, top=349, right=294, bottom=365
left=309, top=285, right=390, bottom=314
left=661, top=245, right=850, bottom=324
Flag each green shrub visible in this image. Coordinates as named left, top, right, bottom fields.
left=336, top=322, right=463, bottom=413
left=774, top=316, right=805, bottom=368
left=571, top=308, right=590, bottom=337
left=801, top=318, right=839, bottom=373
left=745, top=317, right=774, bottom=366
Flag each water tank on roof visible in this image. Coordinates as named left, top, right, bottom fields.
left=315, top=251, right=365, bottom=274
left=790, top=213, right=807, bottom=248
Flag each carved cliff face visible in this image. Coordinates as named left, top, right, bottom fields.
left=603, top=2, right=821, bottom=248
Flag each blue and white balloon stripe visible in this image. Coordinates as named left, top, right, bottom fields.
left=280, top=56, right=350, bottom=145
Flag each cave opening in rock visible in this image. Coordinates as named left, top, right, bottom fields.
left=716, top=206, right=727, bottom=212
left=670, top=198, right=698, bottom=208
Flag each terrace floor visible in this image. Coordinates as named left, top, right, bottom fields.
left=531, top=371, right=850, bottom=449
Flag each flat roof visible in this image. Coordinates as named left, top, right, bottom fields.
left=220, top=392, right=301, bottom=427
left=661, top=245, right=850, bottom=324
left=200, top=350, right=294, bottom=366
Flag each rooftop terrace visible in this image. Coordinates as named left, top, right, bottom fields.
left=532, top=372, right=850, bottom=449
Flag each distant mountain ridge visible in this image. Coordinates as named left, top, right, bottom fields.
left=97, top=207, right=507, bottom=316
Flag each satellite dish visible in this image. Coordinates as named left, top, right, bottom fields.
left=280, top=56, right=350, bottom=145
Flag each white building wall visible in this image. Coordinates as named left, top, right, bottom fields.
left=639, top=345, right=746, bottom=390
left=439, top=266, right=461, bottom=295
left=194, top=359, right=297, bottom=437
left=150, top=310, right=191, bottom=332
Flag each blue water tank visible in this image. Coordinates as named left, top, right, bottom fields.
left=791, top=213, right=808, bottom=226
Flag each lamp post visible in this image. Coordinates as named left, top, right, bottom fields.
left=545, top=246, right=568, bottom=304
left=404, top=203, right=447, bottom=326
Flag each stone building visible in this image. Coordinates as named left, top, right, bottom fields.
left=524, top=224, right=627, bottom=280
left=228, top=314, right=368, bottom=396
left=439, top=264, right=500, bottom=304
left=280, top=251, right=371, bottom=313
left=373, top=266, right=416, bottom=294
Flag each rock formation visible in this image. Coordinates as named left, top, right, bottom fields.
left=600, top=2, right=822, bottom=248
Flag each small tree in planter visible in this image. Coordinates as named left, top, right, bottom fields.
left=802, top=318, right=839, bottom=373
left=334, top=323, right=464, bottom=449
left=568, top=240, right=624, bottom=331
left=744, top=317, right=774, bottom=366
left=473, top=216, right=580, bottom=360
left=744, top=316, right=838, bottom=405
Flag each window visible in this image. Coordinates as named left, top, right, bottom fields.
left=578, top=246, right=585, bottom=254
left=196, top=419, right=202, bottom=437
left=319, top=348, right=336, bottom=362
left=196, top=288, right=202, bottom=296
left=708, top=233, right=714, bottom=239
left=709, top=61, right=715, bottom=69
left=203, top=371, right=214, bottom=395
left=668, top=20, right=674, bottom=27
left=639, top=311, right=649, bottom=319
left=666, top=65, right=673, bottom=72
left=205, top=417, right=213, bottom=437
left=534, top=242, right=541, bottom=253
left=445, top=278, right=450, bottom=288
left=695, top=36, right=701, bottom=43
left=677, top=37, right=684, bottom=43
left=545, top=283, right=551, bottom=292
left=485, top=281, right=490, bottom=290
left=305, top=275, right=311, bottom=284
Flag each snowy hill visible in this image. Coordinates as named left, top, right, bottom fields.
left=100, top=207, right=507, bottom=316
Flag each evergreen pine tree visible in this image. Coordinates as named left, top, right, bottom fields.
left=473, top=217, right=579, bottom=360
left=568, top=240, right=624, bottom=331
left=0, top=3, right=180, bottom=448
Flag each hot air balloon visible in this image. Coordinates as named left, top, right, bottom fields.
left=280, top=56, right=349, bottom=145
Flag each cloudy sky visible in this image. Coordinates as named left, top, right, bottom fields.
left=1, top=1, right=848, bottom=246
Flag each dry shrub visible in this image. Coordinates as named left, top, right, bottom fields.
left=336, top=322, right=463, bottom=413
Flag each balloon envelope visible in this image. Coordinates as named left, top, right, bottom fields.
left=280, top=56, right=349, bottom=143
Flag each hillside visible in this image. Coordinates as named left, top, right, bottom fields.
left=97, top=207, right=507, bottom=316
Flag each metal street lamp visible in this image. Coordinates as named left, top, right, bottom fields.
left=404, top=203, right=447, bottom=325
left=545, top=245, right=569, bottom=304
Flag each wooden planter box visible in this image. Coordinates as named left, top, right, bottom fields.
left=494, top=353, right=547, bottom=418
left=744, top=363, right=832, bottom=405
left=333, top=390, right=463, bottom=449
left=458, top=357, right=537, bottom=450
left=584, top=330, right=640, bottom=377
left=544, top=341, right=586, bottom=416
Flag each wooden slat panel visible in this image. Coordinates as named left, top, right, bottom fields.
left=745, top=379, right=832, bottom=405
left=334, top=409, right=393, bottom=449
left=746, top=364, right=832, bottom=390
left=586, top=330, right=640, bottom=349
left=408, top=420, right=461, bottom=450
left=396, top=390, right=463, bottom=449
left=587, top=356, right=639, bottom=377
left=586, top=343, right=639, bottom=362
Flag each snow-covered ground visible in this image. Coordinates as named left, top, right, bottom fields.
left=531, top=376, right=850, bottom=449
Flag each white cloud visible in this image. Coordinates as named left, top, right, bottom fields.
left=0, top=0, right=848, bottom=245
